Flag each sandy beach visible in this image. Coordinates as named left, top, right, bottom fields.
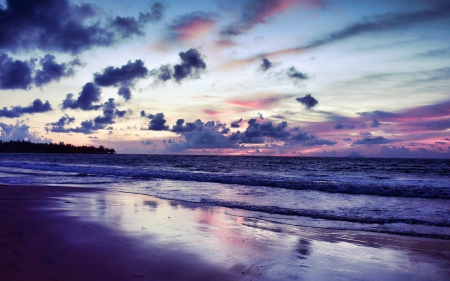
left=1, top=184, right=449, bottom=281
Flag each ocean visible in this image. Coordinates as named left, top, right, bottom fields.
left=0, top=154, right=449, bottom=239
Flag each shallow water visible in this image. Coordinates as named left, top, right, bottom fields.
left=0, top=154, right=449, bottom=238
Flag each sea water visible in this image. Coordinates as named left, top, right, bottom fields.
left=0, top=154, right=449, bottom=239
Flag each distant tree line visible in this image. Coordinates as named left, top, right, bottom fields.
left=0, top=140, right=115, bottom=154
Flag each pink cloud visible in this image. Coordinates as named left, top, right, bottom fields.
left=167, top=12, right=218, bottom=42
left=222, top=0, right=323, bottom=36
left=227, top=93, right=293, bottom=109
left=204, top=109, right=220, bottom=116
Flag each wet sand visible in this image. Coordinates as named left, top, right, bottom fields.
left=1, top=184, right=449, bottom=281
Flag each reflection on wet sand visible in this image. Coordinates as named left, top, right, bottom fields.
left=60, top=189, right=450, bottom=281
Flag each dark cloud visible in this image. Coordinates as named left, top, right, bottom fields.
left=240, top=119, right=290, bottom=143
left=111, top=3, right=164, bottom=37
left=150, top=64, right=173, bottom=82
left=296, top=94, right=318, bottom=109
left=93, top=60, right=149, bottom=100
left=0, top=121, right=51, bottom=142
left=298, top=4, right=450, bottom=51
left=353, top=136, right=397, bottom=145
left=171, top=119, right=202, bottom=133
left=0, top=53, right=80, bottom=90
left=173, top=49, right=206, bottom=82
left=94, top=60, right=148, bottom=87
left=358, top=111, right=399, bottom=118
left=93, top=98, right=127, bottom=125
left=118, top=86, right=131, bottom=100
left=49, top=99, right=126, bottom=134
left=150, top=49, right=206, bottom=83
left=343, top=138, right=352, bottom=141
left=230, top=118, right=242, bottom=128
left=290, top=131, right=337, bottom=146
left=0, top=53, right=33, bottom=89
left=47, top=118, right=104, bottom=134
left=34, top=54, right=80, bottom=87
left=0, top=0, right=164, bottom=54
left=47, top=115, right=75, bottom=127
left=371, top=119, right=381, bottom=128
left=287, top=67, right=308, bottom=80
left=141, top=140, right=154, bottom=146
left=334, top=123, right=355, bottom=130
left=167, top=119, right=236, bottom=151
left=0, top=99, right=52, bottom=118
left=61, top=82, right=102, bottom=111
left=148, top=113, right=169, bottom=131
left=378, top=146, right=449, bottom=158
left=259, top=58, right=273, bottom=71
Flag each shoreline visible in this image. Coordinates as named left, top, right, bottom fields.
left=1, top=184, right=450, bottom=280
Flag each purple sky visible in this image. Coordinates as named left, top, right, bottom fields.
left=0, top=0, right=449, bottom=158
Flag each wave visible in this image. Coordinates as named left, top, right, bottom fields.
left=0, top=160, right=449, bottom=199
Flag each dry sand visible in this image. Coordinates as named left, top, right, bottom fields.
left=1, top=184, right=449, bottom=281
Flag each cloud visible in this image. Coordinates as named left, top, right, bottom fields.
left=358, top=110, right=399, bottom=119
left=150, top=64, right=173, bottom=82
left=0, top=122, right=51, bottom=142
left=34, top=54, right=80, bottom=87
left=371, top=119, right=380, bottom=128
left=220, top=0, right=323, bottom=36
left=353, top=136, right=397, bottom=145
left=239, top=118, right=290, bottom=143
left=61, top=82, right=102, bottom=111
left=151, top=49, right=206, bottom=83
left=110, top=3, right=164, bottom=36
left=173, top=48, right=206, bottom=82
left=378, top=146, right=450, bottom=158
left=0, top=0, right=164, bottom=54
left=166, top=12, right=217, bottom=42
left=0, top=53, right=33, bottom=89
left=259, top=58, right=273, bottom=71
left=290, top=131, right=336, bottom=146
left=232, top=2, right=450, bottom=63
left=295, top=94, right=318, bottom=109
left=287, top=67, right=307, bottom=81
left=171, top=119, right=202, bottom=133
left=0, top=53, right=80, bottom=90
left=228, top=93, right=293, bottom=109
left=47, top=119, right=104, bottom=134
left=298, top=4, right=450, bottom=50
left=416, top=47, right=450, bottom=58
left=148, top=113, right=169, bottom=131
left=47, top=115, right=75, bottom=127
left=117, top=86, right=131, bottom=100
left=141, top=140, right=154, bottom=146
left=93, top=60, right=148, bottom=86
left=0, top=99, right=52, bottom=118
left=334, top=123, right=355, bottom=130
left=93, top=60, right=149, bottom=100
left=230, top=118, right=243, bottom=128
left=93, top=98, right=127, bottom=125
left=48, top=99, right=127, bottom=134
left=166, top=119, right=236, bottom=151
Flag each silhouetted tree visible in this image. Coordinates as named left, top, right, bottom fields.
left=0, top=140, right=115, bottom=154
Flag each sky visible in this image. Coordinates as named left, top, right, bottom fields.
left=0, top=0, right=449, bottom=157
